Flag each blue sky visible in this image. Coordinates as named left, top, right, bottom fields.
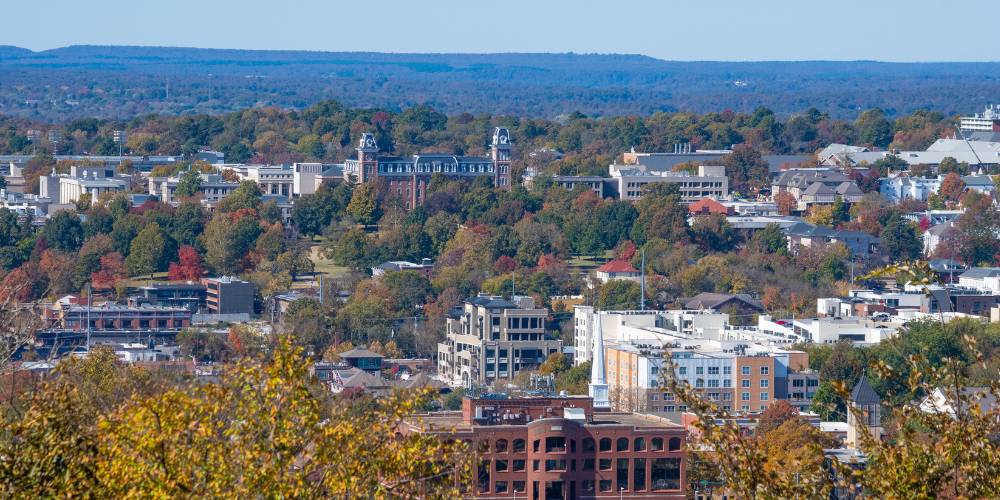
left=4, top=0, right=998, bottom=61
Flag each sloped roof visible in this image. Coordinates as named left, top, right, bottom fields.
left=341, top=370, right=390, bottom=389
left=684, top=292, right=764, bottom=312
left=959, top=267, right=1000, bottom=280
left=836, top=182, right=863, bottom=196
left=339, top=348, right=384, bottom=359
left=802, top=182, right=835, bottom=196
left=851, top=374, right=880, bottom=405
left=597, top=260, right=639, bottom=274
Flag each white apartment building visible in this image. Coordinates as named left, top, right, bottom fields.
left=609, top=164, right=728, bottom=202
left=220, top=164, right=293, bottom=197
left=437, top=295, right=561, bottom=388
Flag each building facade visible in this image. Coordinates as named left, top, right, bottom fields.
left=345, top=127, right=512, bottom=209
left=609, top=164, right=728, bottom=202
left=403, top=395, right=686, bottom=499
left=438, top=295, right=561, bottom=388
left=202, top=276, right=255, bottom=315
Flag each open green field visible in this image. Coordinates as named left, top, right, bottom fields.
left=310, top=245, right=350, bottom=279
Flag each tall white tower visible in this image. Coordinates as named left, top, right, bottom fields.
left=589, top=312, right=610, bottom=409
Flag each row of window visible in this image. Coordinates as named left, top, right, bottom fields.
left=379, top=163, right=495, bottom=174
left=676, top=365, right=770, bottom=376
left=476, top=458, right=682, bottom=493
left=475, top=436, right=682, bottom=455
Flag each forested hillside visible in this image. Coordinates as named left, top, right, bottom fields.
left=2, top=45, right=999, bottom=120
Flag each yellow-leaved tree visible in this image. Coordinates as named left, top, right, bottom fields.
left=1, top=340, right=471, bottom=498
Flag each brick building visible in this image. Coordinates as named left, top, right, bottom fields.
left=43, top=300, right=192, bottom=331
left=344, top=127, right=512, bottom=209
left=403, top=395, right=686, bottom=499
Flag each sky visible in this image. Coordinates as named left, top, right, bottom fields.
left=3, top=0, right=999, bottom=62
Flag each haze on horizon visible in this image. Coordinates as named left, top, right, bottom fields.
left=5, top=0, right=1000, bottom=63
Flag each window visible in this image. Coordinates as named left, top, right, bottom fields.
left=477, top=461, right=490, bottom=493
left=494, top=481, right=508, bottom=494
left=723, top=393, right=732, bottom=401
left=495, top=460, right=508, bottom=472
left=599, top=437, right=612, bottom=452
left=760, top=392, right=769, bottom=401
left=708, top=380, right=719, bottom=388
left=742, top=392, right=751, bottom=401
left=651, top=438, right=664, bottom=451
left=544, top=459, right=566, bottom=471
left=512, top=439, right=525, bottom=453
left=668, top=437, right=682, bottom=451
left=495, top=439, right=508, bottom=453
left=742, top=405, right=750, bottom=412
left=583, top=438, right=595, bottom=452
left=664, top=405, right=675, bottom=412
left=792, top=379, right=804, bottom=387
left=696, top=379, right=705, bottom=388
left=617, top=437, right=629, bottom=452
left=545, top=437, right=566, bottom=453
left=724, top=379, right=732, bottom=388
left=599, top=458, right=612, bottom=470
left=478, top=440, right=489, bottom=453
left=760, top=379, right=769, bottom=388
left=634, top=458, right=647, bottom=491
left=695, top=366, right=704, bottom=375
left=617, top=458, right=629, bottom=491
left=532, top=460, right=539, bottom=471
left=600, top=480, right=612, bottom=492
left=532, top=440, right=540, bottom=453
left=582, top=480, right=595, bottom=493
left=513, top=459, right=525, bottom=472
left=708, top=366, right=720, bottom=375
left=742, top=379, right=751, bottom=388
left=583, top=458, right=595, bottom=470
left=760, top=366, right=770, bottom=375
left=652, top=458, right=682, bottom=490
left=723, top=366, right=732, bottom=375
left=678, top=367, right=687, bottom=375
left=663, top=393, right=675, bottom=401
left=650, top=393, right=659, bottom=401
left=634, top=437, right=646, bottom=451
left=742, top=366, right=751, bottom=375
left=513, top=481, right=525, bottom=493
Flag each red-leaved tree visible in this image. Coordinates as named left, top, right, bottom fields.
left=91, top=252, right=126, bottom=290
left=168, top=245, right=205, bottom=281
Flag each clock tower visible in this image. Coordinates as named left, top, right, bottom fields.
left=491, top=127, right=512, bottom=190
left=356, top=133, right=380, bottom=183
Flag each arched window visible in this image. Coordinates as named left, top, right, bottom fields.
left=599, top=438, right=612, bottom=452
left=651, top=438, right=664, bottom=451
left=583, top=438, right=595, bottom=452
left=617, top=437, right=629, bottom=452
left=513, top=439, right=525, bottom=453
left=634, top=437, right=646, bottom=451
left=668, top=437, right=682, bottom=451
left=495, top=439, right=508, bottom=453
left=478, top=440, right=490, bottom=453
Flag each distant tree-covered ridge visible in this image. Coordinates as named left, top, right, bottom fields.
left=3, top=45, right=1000, bottom=120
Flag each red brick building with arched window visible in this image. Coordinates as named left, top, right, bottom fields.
left=403, top=395, right=686, bottom=499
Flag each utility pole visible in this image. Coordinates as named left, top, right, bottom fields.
left=86, top=284, right=92, bottom=354
left=640, top=248, right=646, bottom=311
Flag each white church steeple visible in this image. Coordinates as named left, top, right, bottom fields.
left=589, top=311, right=610, bottom=408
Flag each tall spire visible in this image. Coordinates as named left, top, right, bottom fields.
left=589, top=311, right=610, bottom=408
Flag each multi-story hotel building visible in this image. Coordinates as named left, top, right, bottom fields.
left=402, top=395, right=686, bottom=499
left=604, top=340, right=810, bottom=414
left=345, top=127, right=512, bottom=208
left=437, top=295, right=562, bottom=389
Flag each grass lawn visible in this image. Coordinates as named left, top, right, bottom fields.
left=310, top=245, right=350, bottom=278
